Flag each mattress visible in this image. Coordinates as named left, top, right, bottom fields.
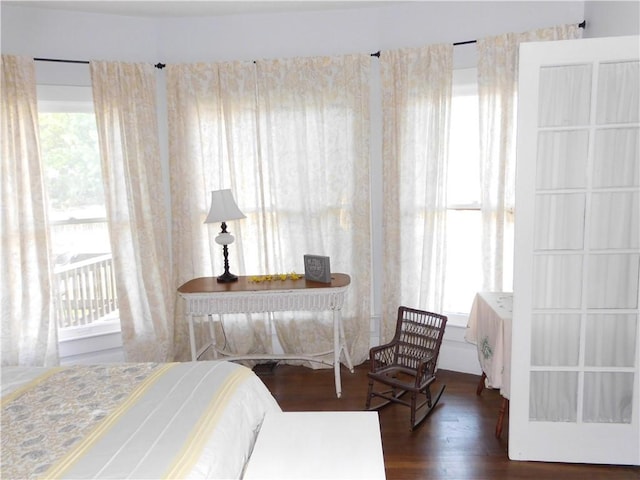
left=1, top=361, right=281, bottom=479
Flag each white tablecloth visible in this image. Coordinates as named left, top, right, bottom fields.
left=465, top=292, right=513, bottom=399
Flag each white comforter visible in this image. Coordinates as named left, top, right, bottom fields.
left=1, top=361, right=281, bottom=479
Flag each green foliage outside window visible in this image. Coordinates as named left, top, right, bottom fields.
left=38, top=112, right=104, bottom=214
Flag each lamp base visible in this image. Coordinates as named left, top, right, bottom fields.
left=217, top=271, right=238, bottom=283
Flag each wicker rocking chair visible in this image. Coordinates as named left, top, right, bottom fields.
left=366, top=306, right=447, bottom=431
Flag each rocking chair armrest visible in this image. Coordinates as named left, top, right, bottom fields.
left=368, top=342, right=396, bottom=371
left=369, top=342, right=395, bottom=357
left=419, top=351, right=435, bottom=364
left=414, top=352, right=437, bottom=386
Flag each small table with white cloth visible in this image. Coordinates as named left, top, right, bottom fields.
left=464, top=291, right=513, bottom=438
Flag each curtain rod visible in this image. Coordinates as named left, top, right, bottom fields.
left=370, top=19, right=586, bottom=57
left=33, top=57, right=166, bottom=69
left=34, top=20, right=586, bottom=65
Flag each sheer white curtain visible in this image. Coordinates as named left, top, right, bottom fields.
left=168, top=54, right=372, bottom=365
left=1, top=55, right=59, bottom=366
left=477, top=24, right=582, bottom=292
left=90, top=61, right=175, bottom=362
left=255, top=56, right=371, bottom=365
left=167, top=61, right=264, bottom=361
left=380, top=45, right=453, bottom=342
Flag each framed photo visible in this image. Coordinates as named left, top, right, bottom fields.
left=303, top=254, right=331, bottom=283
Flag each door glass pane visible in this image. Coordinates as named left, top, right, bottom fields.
left=596, top=61, right=640, bottom=124
left=538, top=64, right=592, bottom=127
left=583, top=372, right=634, bottom=423
left=585, top=314, right=638, bottom=367
left=533, top=255, right=583, bottom=309
left=586, top=254, right=640, bottom=309
left=590, top=192, right=640, bottom=249
left=534, top=193, right=585, bottom=250
left=531, top=314, right=581, bottom=366
left=536, top=130, right=589, bottom=189
left=530, top=371, right=578, bottom=422
left=592, top=128, right=639, bottom=188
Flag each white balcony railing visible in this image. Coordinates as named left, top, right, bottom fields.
left=52, top=253, right=119, bottom=329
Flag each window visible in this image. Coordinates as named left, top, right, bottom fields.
left=443, top=68, right=515, bottom=317
left=37, top=85, right=119, bottom=337
left=443, top=68, right=482, bottom=315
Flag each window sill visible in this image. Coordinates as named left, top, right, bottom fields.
left=58, top=315, right=121, bottom=342
left=443, top=312, right=470, bottom=329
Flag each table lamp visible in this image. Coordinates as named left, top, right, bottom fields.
left=204, top=189, right=246, bottom=283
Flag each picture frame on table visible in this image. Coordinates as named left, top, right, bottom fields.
left=303, top=254, right=331, bottom=283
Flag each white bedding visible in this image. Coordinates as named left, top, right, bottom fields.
left=0, top=361, right=281, bottom=479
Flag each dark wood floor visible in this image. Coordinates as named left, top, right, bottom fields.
left=256, top=363, right=639, bottom=480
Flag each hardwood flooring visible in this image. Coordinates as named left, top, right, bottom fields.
left=256, top=363, right=639, bottom=480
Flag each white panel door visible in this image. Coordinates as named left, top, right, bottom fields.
left=511, top=35, right=639, bottom=465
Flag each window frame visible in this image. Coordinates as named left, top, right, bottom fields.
left=37, top=84, right=121, bottom=340
left=442, top=67, right=483, bottom=320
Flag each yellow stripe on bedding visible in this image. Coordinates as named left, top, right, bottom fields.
left=44, top=362, right=177, bottom=478
left=163, top=366, right=254, bottom=479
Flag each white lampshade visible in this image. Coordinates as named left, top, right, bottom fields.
left=204, top=189, right=246, bottom=224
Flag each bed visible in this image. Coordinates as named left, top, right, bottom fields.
left=0, top=361, right=281, bottom=479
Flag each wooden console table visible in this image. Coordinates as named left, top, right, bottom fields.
left=177, top=273, right=354, bottom=398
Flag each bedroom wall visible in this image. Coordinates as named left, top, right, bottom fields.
left=583, top=1, right=640, bottom=38
left=2, top=0, right=620, bottom=372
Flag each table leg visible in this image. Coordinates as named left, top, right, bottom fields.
left=496, top=397, right=509, bottom=438
left=333, top=309, right=342, bottom=398
left=476, top=371, right=487, bottom=396
left=338, top=309, right=354, bottom=373
left=187, top=313, right=196, bottom=362
left=332, top=308, right=355, bottom=398
left=476, top=371, right=507, bottom=438
left=208, top=314, right=218, bottom=359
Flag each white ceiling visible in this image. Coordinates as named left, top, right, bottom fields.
left=3, top=1, right=396, bottom=18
